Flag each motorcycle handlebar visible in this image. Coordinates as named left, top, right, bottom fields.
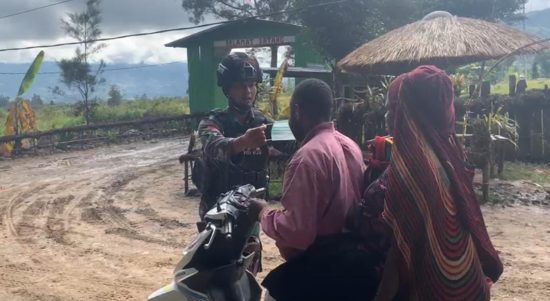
left=252, top=187, right=266, bottom=198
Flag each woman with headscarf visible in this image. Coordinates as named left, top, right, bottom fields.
left=359, top=65, right=503, bottom=301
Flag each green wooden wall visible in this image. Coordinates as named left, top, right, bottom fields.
left=175, top=21, right=324, bottom=113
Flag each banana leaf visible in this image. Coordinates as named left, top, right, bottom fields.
left=17, top=50, right=45, bottom=97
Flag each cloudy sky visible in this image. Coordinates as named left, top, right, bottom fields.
left=527, top=0, right=550, bottom=11
left=1, top=0, right=550, bottom=64
left=0, top=0, right=200, bottom=64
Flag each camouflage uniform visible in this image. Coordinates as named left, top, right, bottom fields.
left=196, top=106, right=272, bottom=218
left=195, top=106, right=271, bottom=274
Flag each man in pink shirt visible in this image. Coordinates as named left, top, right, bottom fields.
left=250, top=79, right=379, bottom=301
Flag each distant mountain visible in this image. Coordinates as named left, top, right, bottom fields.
left=0, top=62, right=188, bottom=103
left=524, top=8, right=550, bottom=38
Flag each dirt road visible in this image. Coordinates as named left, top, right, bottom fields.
left=0, top=137, right=549, bottom=300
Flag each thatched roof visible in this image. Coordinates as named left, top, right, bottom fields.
left=338, top=11, right=549, bottom=75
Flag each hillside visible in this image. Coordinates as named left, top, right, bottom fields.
left=0, top=62, right=188, bottom=102
left=525, top=8, right=550, bottom=38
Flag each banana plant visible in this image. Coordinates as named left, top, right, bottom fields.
left=449, top=74, right=466, bottom=97
left=270, top=57, right=289, bottom=119
left=1, top=50, right=45, bottom=155
left=483, top=107, right=519, bottom=148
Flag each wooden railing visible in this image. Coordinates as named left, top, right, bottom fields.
left=0, top=114, right=205, bottom=155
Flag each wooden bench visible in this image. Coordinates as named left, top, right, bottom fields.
left=179, top=150, right=202, bottom=195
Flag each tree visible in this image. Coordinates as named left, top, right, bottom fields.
left=180, top=0, right=527, bottom=63
left=107, top=85, right=123, bottom=107
left=58, top=0, right=106, bottom=125
left=139, top=93, right=149, bottom=101
left=297, top=0, right=528, bottom=62
left=181, top=0, right=386, bottom=62
left=418, top=0, right=527, bottom=22
left=296, top=0, right=384, bottom=62
left=31, top=94, right=44, bottom=107
left=534, top=52, right=550, bottom=78
left=182, top=0, right=290, bottom=23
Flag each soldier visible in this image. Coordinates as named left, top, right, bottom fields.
left=195, top=52, right=277, bottom=218
left=194, top=52, right=276, bottom=274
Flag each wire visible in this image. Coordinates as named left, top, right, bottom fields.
left=0, top=0, right=350, bottom=52
left=0, top=0, right=76, bottom=20
left=0, top=62, right=180, bottom=76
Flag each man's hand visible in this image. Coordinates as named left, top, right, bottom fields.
left=248, top=198, right=268, bottom=221
left=231, top=124, right=267, bottom=154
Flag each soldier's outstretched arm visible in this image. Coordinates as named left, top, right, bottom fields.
left=198, top=117, right=266, bottom=162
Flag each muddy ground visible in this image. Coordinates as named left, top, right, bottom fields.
left=0, top=137, right=549, bottom=301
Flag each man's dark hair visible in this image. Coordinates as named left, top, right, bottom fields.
left=292, top=79, right=333, bottom=121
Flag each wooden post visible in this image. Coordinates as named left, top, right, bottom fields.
left=270, top=46, right=279, bottom=118
left=333, top=68, right=344, bottom=115
left=270, top=46, right=278, bottom=68
left=469, top=84, right=476, bottom=98
left=509, top=75, right=517, bottom=96
left=481, top=81, right=491, bottom=98
left=497, top=146, right=505, bottom=177
left=184, top=160, right=189, bottom=194
left=490, top=143, right=496, bottom=178
left=482, top=160, right=490, bottom=203
left=517, top=78, right=527, bottom=94
left=483, top=82, right=492, bottom=198
left=476, top=61, right=487, bottom=99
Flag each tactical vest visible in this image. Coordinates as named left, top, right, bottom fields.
left=198, top=108, right=271, bottom=207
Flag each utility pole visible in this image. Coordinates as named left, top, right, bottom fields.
left=523, top=2, right=527, bottom=77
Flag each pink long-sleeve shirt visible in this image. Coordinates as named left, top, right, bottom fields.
left=260, top=122, right=366, bottom=260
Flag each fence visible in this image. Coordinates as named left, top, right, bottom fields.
left=0, top=114, right=205, bottom=156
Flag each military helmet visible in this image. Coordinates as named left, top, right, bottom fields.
left=216, top=52, right=263, bottom=89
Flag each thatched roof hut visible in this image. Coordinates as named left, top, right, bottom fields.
left=338, top=11, right=548, bottom=75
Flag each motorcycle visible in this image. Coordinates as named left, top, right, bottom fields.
left=148, top=184, right=265, bottom=301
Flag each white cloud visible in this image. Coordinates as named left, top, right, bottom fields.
left=82, top=33, right=188, bottom=64
left=526, top=0, right=550, bottom=12
left=0, top=33, right=189, bottom=64
left=0, top=0, right=198, bottom=63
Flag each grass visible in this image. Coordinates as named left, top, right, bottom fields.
left=268, top=180, right=283, bottom=200
left=92, top=97, right=190, bottom=123
left=37, top=105, right=84, bottom=131
left=0, top=94, right=296, bottom=136
left=500, top=161, right=550, bottom=185
left=492, top=78, right=550, bottom=95
left=0, top=97, right=190, bottom=136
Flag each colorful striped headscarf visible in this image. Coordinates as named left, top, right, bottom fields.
left=385, top=74, right=405, bottom=134
left=383, top=66, right=503, bottom=300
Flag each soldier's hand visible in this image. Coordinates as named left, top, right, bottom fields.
left=231, top=124, right=267, bottom=155
left=242, top=124, right=267, bottom=149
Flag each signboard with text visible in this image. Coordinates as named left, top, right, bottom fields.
left=213, top=36, right=295, bottom=48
